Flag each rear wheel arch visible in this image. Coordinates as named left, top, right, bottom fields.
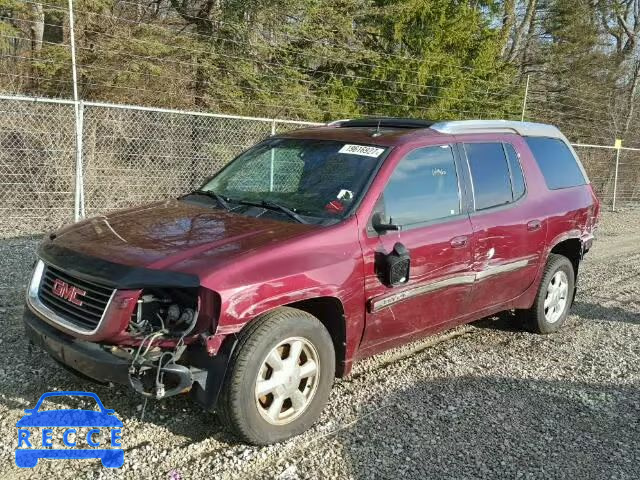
left=519, top=253, right=575, bottom=333
left=549, top=237, right=581, bottom=280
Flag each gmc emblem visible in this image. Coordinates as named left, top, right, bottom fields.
left=51, top=278, right=86, bottom=306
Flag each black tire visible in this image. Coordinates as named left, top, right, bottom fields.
left=217, top=307, right=335, bottom=445
left=519, top=253, right=575, bottom=334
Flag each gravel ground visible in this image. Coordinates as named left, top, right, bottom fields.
left=0, top=209, right=638, bottom=479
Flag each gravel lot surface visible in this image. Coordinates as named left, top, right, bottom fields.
left=0, top=210, right=638, bottom=479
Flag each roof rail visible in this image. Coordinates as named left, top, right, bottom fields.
left=431, top=120, right=588, bottom=181
left=429, top=120, right=564, bottom=139
left=329, top=117, right=435, bottom=129
left=326, top=118, right=352, bottom=126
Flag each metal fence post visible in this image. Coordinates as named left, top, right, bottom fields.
left=68, top=0, right=85, bottom=221
left=72, top=101, right=85, bottom=221
left=521, top=74, right=530, bottom=122
left=612, top=141, right=621, bottom=212
left=269, top=119, right=276, bottom=192
left=78, top=101, right=85, bottom=218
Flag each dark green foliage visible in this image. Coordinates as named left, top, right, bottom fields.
left=1, top=0, right=639, bottom=144
left=0, top=0, right=522, bottom=121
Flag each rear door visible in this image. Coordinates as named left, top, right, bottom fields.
left=461, top=139, right=546, bottom=313
left=359, top=144, right=474, bottom=351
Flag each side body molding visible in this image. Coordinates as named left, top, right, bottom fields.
left=368, top=258, right=531, bottom=312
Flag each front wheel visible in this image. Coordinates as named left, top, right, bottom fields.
left=520, top=253, right=575, bottom=334
left=217, top=307, right=335, bottom=445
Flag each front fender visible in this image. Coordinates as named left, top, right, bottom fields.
left=217, top=281, right=352, bottom=334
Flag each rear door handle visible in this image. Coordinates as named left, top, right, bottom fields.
left=527, top=220, right=542, bottom=231
left=450, top=235, right=469, bottom=248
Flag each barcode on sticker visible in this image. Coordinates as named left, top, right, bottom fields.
left=338, top=144, right=385, bottom=158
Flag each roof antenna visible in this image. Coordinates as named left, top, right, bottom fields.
left=372, top=118, right=382, bottom=137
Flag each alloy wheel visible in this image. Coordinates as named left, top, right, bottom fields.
left=255, top=337, right=320, bottom=425
left=544, top=270, right=569, bottom=323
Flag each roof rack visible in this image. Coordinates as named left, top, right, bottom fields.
left=329, top=117, right=435, bottom=129
left=327, top=118, right=568, bottom=141
left=429, top=120, right=564, bottom=139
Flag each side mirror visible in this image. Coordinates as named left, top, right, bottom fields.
left=378, top=242, right=410, bottom=287
left=371, top=212, right=400, bottom=233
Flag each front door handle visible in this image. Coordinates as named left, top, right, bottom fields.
left=527, top=220, right=542, bottom=231
left=450, top=235, right=469, bottom=248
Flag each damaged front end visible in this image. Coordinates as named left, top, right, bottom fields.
left=125, top=288, right=201, bottom=399
left=25, top=252, right=229, bottom=407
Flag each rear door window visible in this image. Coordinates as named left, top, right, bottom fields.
left=464, top=143, right=513, bottom=210
left=525, top=137, right=586, bottom=189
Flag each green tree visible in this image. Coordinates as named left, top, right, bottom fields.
left=351, top=0, right=522, bottom=120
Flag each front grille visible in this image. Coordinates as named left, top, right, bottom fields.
left=38, top=264, right=115, bottom=332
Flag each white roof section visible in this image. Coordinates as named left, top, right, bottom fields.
left=431, top=120, right=590, bottom=183
left=430, top=120, right=565, bottom=139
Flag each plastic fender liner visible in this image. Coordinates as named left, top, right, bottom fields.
left=187, top=337, right=238, bottom=410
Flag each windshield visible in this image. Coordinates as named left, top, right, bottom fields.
left=197, top=138, right=387, bottom=222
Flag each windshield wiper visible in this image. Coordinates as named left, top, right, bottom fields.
left=238, top=199, right=309, bottom=224
left=187, top=190, right=231, bottom=210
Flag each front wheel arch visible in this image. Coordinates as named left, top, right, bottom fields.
left=216, top=306, right=336, bottom=444
left=286, top=297, right=347, bottom=377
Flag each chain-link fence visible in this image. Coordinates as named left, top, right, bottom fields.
left=615, top=149, right=640, bottom=205
left=1, top=94, right=639, bottom=239
left=0, top=97, right=76, bottom=236
left=81, top=104, right=298, bottom=217
left=0, top=95, right=319, bottom=237
left=572, top=144, right=640, bottom=208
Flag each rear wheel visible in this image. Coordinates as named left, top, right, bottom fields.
left=520, top=253, right=575, bottom=334
left=217, top=307, right=335, bottom=444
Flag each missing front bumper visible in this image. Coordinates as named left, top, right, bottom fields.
left=24, top=308, right=131, bottom=385
left=23, top=308, right=198, bottom=399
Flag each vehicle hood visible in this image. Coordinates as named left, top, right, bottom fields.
left=46, top=199, right=318, bottom=273
left=16, top=410, right=123, bottom=427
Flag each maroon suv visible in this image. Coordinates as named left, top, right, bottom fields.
left=24, top=118, right=599, bottom=444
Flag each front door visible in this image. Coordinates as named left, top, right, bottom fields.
left=359, top=144, right=474, bottom=352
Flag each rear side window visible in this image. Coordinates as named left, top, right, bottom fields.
left=464, top=143, right=513, bottom=210
left=504, top=143, right=526, bottom=200
left=525, top=137, right=586, bottom=189
left=381, top=145, right=461, bottom=228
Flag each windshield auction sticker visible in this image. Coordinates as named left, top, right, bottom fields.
left=338, top=144, right=385, bottom=157
left=15, top=391, right=124, bottom=468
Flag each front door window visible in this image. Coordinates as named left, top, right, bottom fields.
left=379, top=145, right=462, bottom=229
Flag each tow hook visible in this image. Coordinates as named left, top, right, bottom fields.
left=127, top=339, right=193, bottom=399
left=128, top=362, right=193, bottom=399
